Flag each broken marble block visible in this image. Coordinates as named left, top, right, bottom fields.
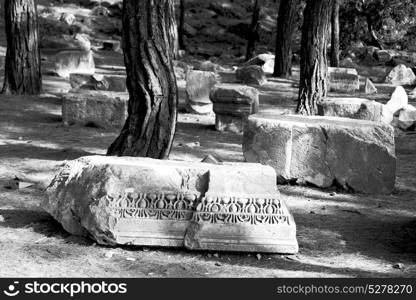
left=62, top=91, right=128, bottom=128
left=185, top=70, right=217, bottom=115
left=385, top=64, right=416, bottom=86
left=54, top=50, right=95, bottom=78
left=365, top=78, right=377, bottom=94
left=42, top=156, right=298, bottom=253
left=318, top=97, right=384, bottom=122
left=184, top=167, right=298, bottom=254
left=210, top=84, right=259, bottom=133
left=243, top=113, right=396, bottom=194
left=328, top=67, right=360, bottom=93
left=236, top=65, right=267, bottom=86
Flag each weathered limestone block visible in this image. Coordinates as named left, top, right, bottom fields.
left=385, top=64, right=416, bottom=86
left=318, top=97, right=384, bottom=122
left=243, top=113, right=396, bottom=194
left=62, top=91, right=128, bottom=128
left=398, top=104, right=416, bottom=130
left=236, top=65, right=267, bottom=86
left=54, top=50, right=95, bottom=78
left=185, top=70, right=217, bottom=115
left=328, top=67, right=360, bottom=93
left=43, top=156, right=298, bottom=253
left=210, top=84, right=259, bottom=133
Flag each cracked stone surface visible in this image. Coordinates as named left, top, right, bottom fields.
left=42, top=156, right=298, bottom=253
left=243, top=113, right=396, bottom=194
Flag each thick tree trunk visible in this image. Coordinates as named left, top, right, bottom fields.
left=273, top=0, right=299, bottom=78
left=178, top=0, right=185, bottom=50
left=2, top=0, right=41, bottom=95
left=330, top=0, right=340, bottom=67
left=297, top=0, right=333, bottom=116
left=246, top=0, right=262, bottom=61
left=107, top=0, right=178, bottom=159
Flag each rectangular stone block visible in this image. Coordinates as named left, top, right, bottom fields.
left=62, top=91, right=128, bottom=128
left=328, top=67, right=360, bottom=93
left=43, top=156, right=298, bottom=253
left=243, top=113, right=396, bottom=194
left=318, top=97, right=384, bottom=122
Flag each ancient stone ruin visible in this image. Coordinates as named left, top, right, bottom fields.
left=185, top=70, right=217, bottom=115
left=42, top=156, right=299, bottom=254
left=243, top=113, right=396, bottom=194
left=210, top=84, right=259, bottom=133
left=328, top=67, right=360, bottom=93
left=62, top=91, right=128, bottom=128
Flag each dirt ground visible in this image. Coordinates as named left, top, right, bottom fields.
left=0, top=1, right=416, bottom=278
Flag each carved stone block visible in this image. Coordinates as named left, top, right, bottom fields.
left=43, top=156, right=298, bottom=253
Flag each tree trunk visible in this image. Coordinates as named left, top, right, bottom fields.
left=178, top=0, right=186, bottom=50
left=330, top=0, right=340, bottom=67
left=273, top=0, right=299, bottom=78
left=246, top=0, right=262, bottom=61
left=366, top=14, right=383, bottom=50
left=167, top=0, right=179, bottom=59
left=297, top=0, right=333, bottom=116
left=107, top=0, right=178, bottom=159
left=2, top=0, right=41, bottom=95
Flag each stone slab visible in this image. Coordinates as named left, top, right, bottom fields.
left=62, top=91, right=128, bottom=128
left=43, top=156, right=298, bottom=253
left=318, top=97, right=384, bottom=122
left=243, top=113, right=396, bottom=194
left=328, top=67, right=360, bottom=93
left=54, top=50, right=95, bottom=78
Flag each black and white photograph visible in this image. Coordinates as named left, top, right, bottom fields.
left=0, top=0, right=415, bottom=297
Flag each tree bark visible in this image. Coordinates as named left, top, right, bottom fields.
left=178, top=0, right=185, bottom=50
left=246, top=0, right=262, bottom=61
left=273, top=0, right=299, bottom=78
left=330, top=0, right=340, bottom=67
left=297, top=0, right=333, bottom=116
left=2, top=0, right=41, bottom=95
left=167, top=0, right=179, bottom=59
left=107, top=0, right=178, bottom=159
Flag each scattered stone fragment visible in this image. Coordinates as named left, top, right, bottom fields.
left=60, top=12, right=75, bottom=25
left=201, top=155, right=222, bottom=165
left=62, top=91, right=128, bottom=128
left=210, top=84, right=259, bottom=133
left=385, top=86, right=408, bottom=115
left=318, top=97, right=384, bottom=122
left=328, top=67, right=360, bottom=93
left=185, top=70, right=217, bottom=115
left=385, top=64, right=416, bottom=86
left=91, top=5, right=110, bottom=17
left=365, top=78, right=378, bottom=94
left=398, top=105, right=416, bottom=130
left=243, top=113, right=396, bottom=194
left=236, top=65, right=267, bottom=86
left=243, top=53, right=275, bottom=74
